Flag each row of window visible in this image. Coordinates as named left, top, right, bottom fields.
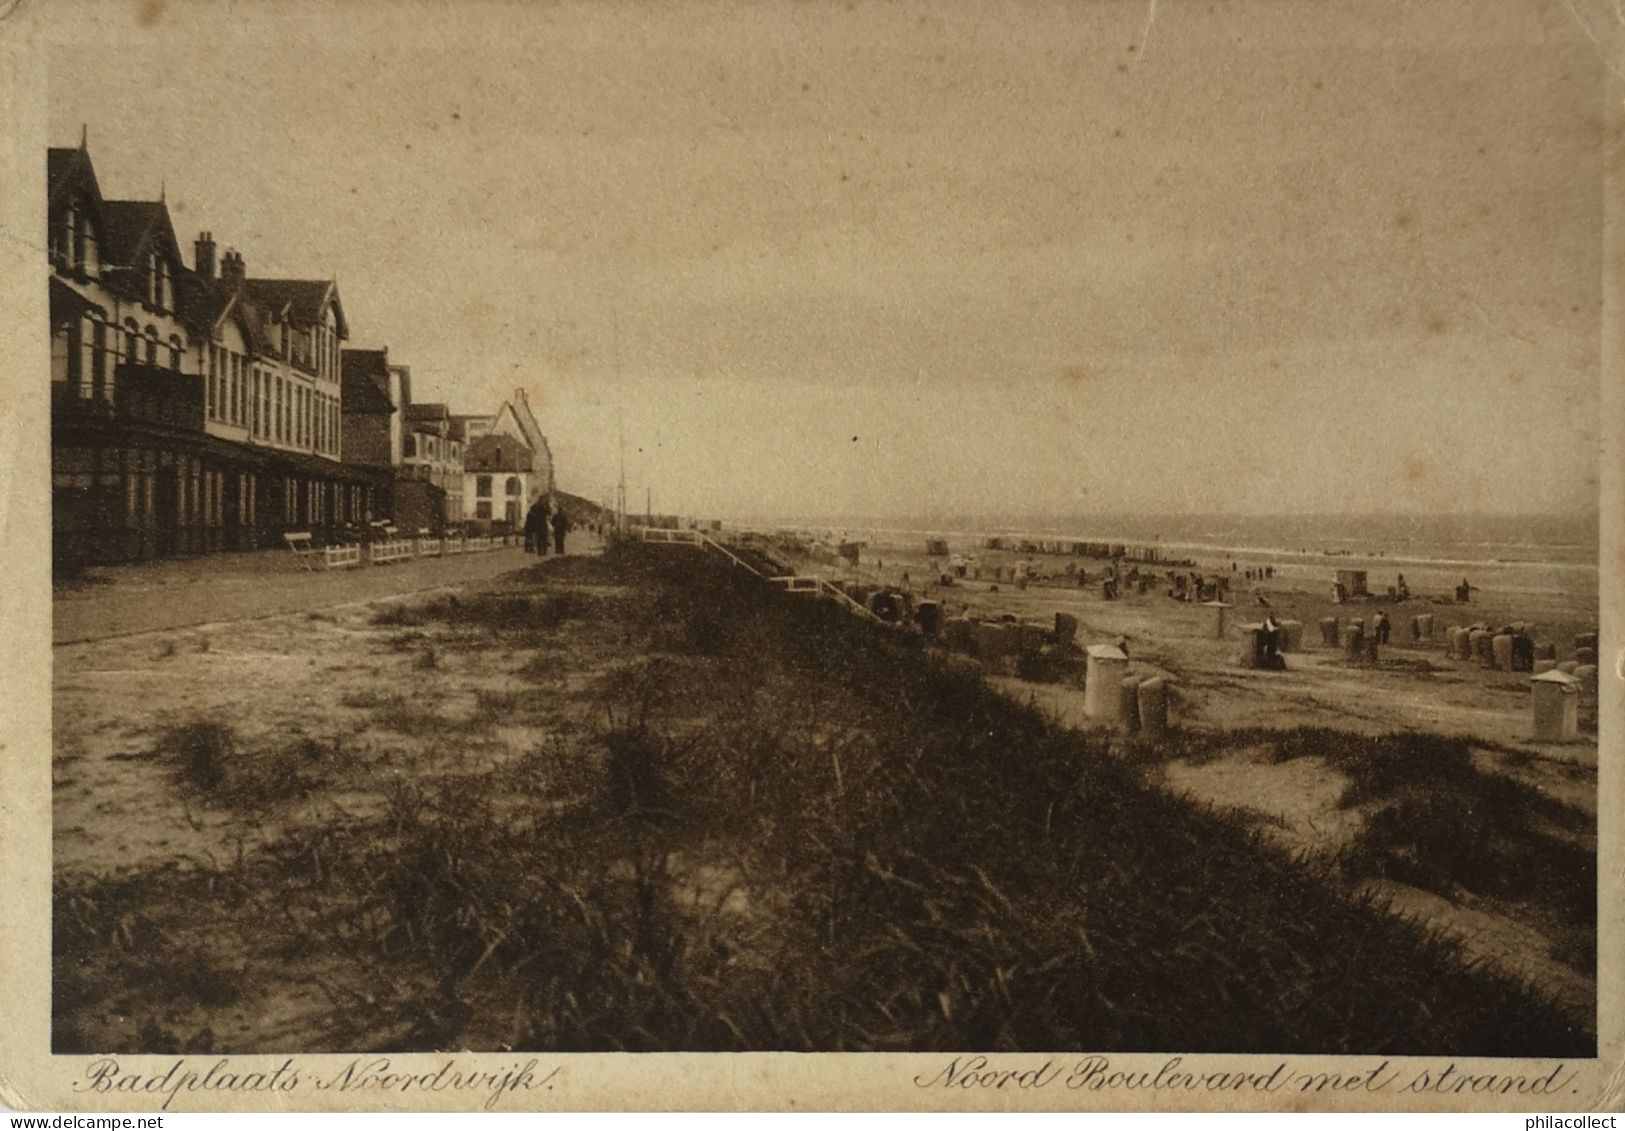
left=202, top=336, right=340, bottom=457
left=60, top=313, right=184, bottom=398
left=59, top=311, right=342, bottom=460
left=473, top=500, right=524, bottom=522
left=401, top=433, right=463, bottom=462
left=474, top=475, right=524, bottom=498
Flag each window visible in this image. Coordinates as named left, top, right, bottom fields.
left=505, top=476, right=521, bottom=497
left=91, top=319, right=110, bottom=400
left=64, top=316, right=82, bottom=388
left=476, top=475, right=491, bottom=497
left=475, top=501, right=492, bottom=520
left=54, top=203, right=72, bottom=269
left=144, top=328, right=158, bottom=365
left=124, top=321, right=139, bottom=366
left=71, top=205, right=87, bottom=274
left=169, top=336, right=182, bottom=372
left=72, top=208, right=86, bottom=271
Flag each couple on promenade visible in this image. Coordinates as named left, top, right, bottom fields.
left=523, top=496, right=570, bottom=556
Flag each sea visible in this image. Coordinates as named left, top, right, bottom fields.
left=736, top=511, right=1600, bottom=607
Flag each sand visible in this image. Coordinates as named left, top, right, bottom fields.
left=50, top=529, right=1596, bottom=1049
left=765, top=533, right=1598, bottom=1012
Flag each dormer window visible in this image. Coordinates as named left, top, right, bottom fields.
left=54, top=204, right=74, bottom=270
left=149, top=254, right=170, bottom=311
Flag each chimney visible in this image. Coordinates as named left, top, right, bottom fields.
left=194, top=231, right=217, bottom=281
left=220, top=248, right=245, bottom=285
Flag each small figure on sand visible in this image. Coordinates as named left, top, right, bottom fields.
left=524, top=496, right=550, bottom=555
left=1261, top=613, right=1284, bottom=669
left=1396, top=573, right=1410, bottom=601
left=1374, top=610, right=1391, bottom=645
left=550, top=506, right=570, bottom=555
left=1456, top=578, right=1473, bottom=603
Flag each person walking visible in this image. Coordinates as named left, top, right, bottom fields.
left=531, top=495, right=551, bottom=555
left=550, top=506, right=570, bottom=555
left=523, top=497, right=546, bottom=554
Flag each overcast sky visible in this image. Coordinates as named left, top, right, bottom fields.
left=45, top=0, right=1611, bottom=520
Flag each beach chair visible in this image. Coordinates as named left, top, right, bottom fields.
left=284, top=531, right=321, bottom=570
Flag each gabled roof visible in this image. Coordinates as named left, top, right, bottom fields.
left=48, top=146, right=103, bottom=212
left=340, top=348, right=396, bottom=415
left=173, top=268, right=248, bottom=339
left=100, top=200, right=181, bottom=269
left=243, top=278, right=348, bottom=338
left=464, top=433, right=533, bottom=473
left=506, top=388, right=549, bottom=457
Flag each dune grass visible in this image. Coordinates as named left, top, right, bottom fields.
left=54, top=542, right=1594, bottom=1055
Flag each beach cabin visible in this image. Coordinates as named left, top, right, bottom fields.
left=924, top=538, right=949, bottom=556
left=1335, top=569, right=1370, bottom=598
left=1530, top=670, right=1580, bottom=742
left=1083, top=645, right=1129, bottom=721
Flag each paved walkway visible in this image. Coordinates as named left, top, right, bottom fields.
left=53, top=537, right=603, bottom=645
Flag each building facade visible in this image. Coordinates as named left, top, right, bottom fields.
left=463, top=434, right=534, bottom=525
left=402, top=402, right=465, bottom=520
left=48, top=141, right=384, bottom=566
left=340, top=350, right=469, bottom=532
left=459, top=388, right=555, bottom=499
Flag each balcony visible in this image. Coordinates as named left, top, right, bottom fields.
left=53, top=364, right=204, bottom=432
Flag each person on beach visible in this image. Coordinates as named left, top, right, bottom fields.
left=1375, top=610, right=1391, bottom=645
left=524, top=497, right=549, bottom=555
left=1397, top=573, right=1410, bottom=601
left=1262, top=613, right=1283, bottom=669
left=1457, top=578, right=1472, bottom=602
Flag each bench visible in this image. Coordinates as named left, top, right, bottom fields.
left=284, top=531, right=320, bottom=570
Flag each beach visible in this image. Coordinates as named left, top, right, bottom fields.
left=49, top=534, right=1597, bottom=1054
left=755, top=522, right=1600, bottom=1018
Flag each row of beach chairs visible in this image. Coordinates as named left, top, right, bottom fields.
left=283, top=527, right=518, bottom=571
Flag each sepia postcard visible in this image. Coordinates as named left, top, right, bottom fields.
left=1, top=0, right=1621, bottom=1113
